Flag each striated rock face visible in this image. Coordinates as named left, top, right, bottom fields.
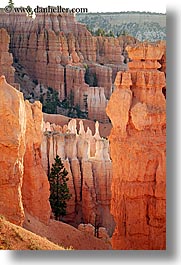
left=0, top=28, right=15, bottom=84
left=0, top=76, right=26, bottom=225
left=65, top=64, right=89, bottom=109
left=41, top=119, right=115, bottom=235
left=106, top=42, right=166, bottom=249
left=0, top=76, right=50, bottom=225
left=88, top=64, right=113, bottom=99
left=0, top=12, right=130, bottom=123
left=22, top=101, right=51, bottom=224
left=87, top=87, right=109, bottom=123
left=96, top=36, right=124, bottom=64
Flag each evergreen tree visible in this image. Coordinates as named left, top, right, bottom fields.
left=95, top=28, right=106, bottom=36
left=48, top=155, right=72, bottom=220
left=42, top=88, right=59, bottom=114
left=107, top=30, right=115, bottom=37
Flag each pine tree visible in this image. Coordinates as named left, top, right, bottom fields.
left=108, top=30, right=115, bottom=37
left=95, top=28, right=106, bottom=36
left=42, top=88, right=59, bottom=114
left=48, top=155, right=72, bottom=220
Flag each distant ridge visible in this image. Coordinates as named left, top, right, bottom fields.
left=80, top=11, right=166, bottom=15
left=76, top=12, right=166, bottom=42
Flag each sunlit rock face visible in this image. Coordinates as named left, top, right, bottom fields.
left=0, top=76, right=51, bottom=226
left=0, top=75, right=26, bottom=225
left=106, top=42, right=166, bottom=250
left=22, top=100, right=51, bottom=225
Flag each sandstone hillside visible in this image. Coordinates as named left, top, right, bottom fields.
left=0, top=213, right=111, bottom=250
left=23, top=213, right=112, bottom=250
left=0, top=216, right=66, bottom=250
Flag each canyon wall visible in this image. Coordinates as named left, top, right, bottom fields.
left=0, top=75, right=51, bottom=225
left=0, top=76, right=26, bottom=226
left=0, top=73, right=113, bottom=233
left=42, top=119, right=115, bottom=235
left=0, top=12, right=133, bottom=123
left=106, top=42, right=166, bottom=249
left=0, top=27, right=113, bottom=230
left=0, top=12, right=166, bottom=249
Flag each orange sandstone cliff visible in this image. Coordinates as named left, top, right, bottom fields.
left=0, top=71, right=113, bottom=235
left=0, top=75, right=51, bottom=225
left=0, top=76, right=26, bottom=225
left=22, top=100, right=51, bottom=224
left=106, top=42, right=166, bottom=250
left=0, top=75, right=113, bottom=248
left=0, top=27, right=113, bottom=231
left=0, top=14, right=166, bottom=249
left=0, top=12, right=138, bottom=123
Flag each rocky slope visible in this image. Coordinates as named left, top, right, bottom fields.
left=106, top=41, right=166, bottom=249
left=0, top=213, right=111, bottom=250
left=23, top=212, right=111, bottom=250
left=0, top=215, right=66, bottom=250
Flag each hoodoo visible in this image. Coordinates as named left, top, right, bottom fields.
left=106, top=42, right=166, bottom=250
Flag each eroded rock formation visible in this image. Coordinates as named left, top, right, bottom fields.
left=0, top=76, right=51, bottom=225
left=87, top=87, right=109, bottom=123
left=0, top=12, right=133, bottom=123
left=41, top=119, right=115, bottom=235
left=0, top=73, right=112, bottom=236
left=106, top=41, right=166, bottom=249
left=0, top=28, right=15, bottom=84
left=22, top=101, right=51, bottom=224
left=0, top=76, right=26, bottom=225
